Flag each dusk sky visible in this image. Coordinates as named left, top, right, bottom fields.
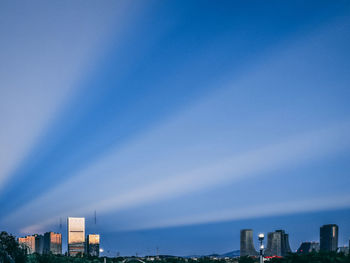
left=1, top=0, right=350, bottom=257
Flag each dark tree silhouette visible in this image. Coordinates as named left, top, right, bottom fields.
left=0, top=231, right=26, bottom=263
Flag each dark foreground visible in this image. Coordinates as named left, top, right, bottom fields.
left=25, top=253, right=350, bottom=263
left=1, top=232, right=349, bottom=263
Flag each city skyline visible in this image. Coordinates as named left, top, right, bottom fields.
left=1, top=0, right=350, bottom=256
left=14, top=216, right=349, bottom=256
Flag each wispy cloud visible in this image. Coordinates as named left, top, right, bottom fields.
left=0, top=0, right=137, bottom=190
left=5, top=120, right=350, bottom=234
left=124, top=193, right=350, bottom=231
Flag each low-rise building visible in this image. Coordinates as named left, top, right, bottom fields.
left=297, top=242, right=319, bottom=254
left=18, top=235, right=36, bottom=254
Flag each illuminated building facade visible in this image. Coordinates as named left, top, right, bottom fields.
left=320, top=224, right=338, bottom=252
left=44, top=232, right=62, bottom=254
left=87, top=234, right=100, bottom=257
left=240, top=229, right=258, bottom=256
left=18, top=235, right=36, bottom=254
left=68, top=217, right=85, bottom=256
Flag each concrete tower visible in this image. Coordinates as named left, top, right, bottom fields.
left=240, top=229, right=258, bottom=257
left=265, top=230, right=291, bottom=257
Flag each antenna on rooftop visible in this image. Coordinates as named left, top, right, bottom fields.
left=59, top=217, right=62, bottom=230
left=94, top=210, right=97, bottom=225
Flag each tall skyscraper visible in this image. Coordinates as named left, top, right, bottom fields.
left=240, top=229, right=258, bottom=257
left=265, top=230, right=291, bottom=257
left=320, top=224, right=338, bottom=252
left=67, top=217, right=85, bottom=256
left=18, top=235, right=36, bottom=254
left=44, top=232, right=62, bottom=255
left=86, top=234, right=100, bottom=257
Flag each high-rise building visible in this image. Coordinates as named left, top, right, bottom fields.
left=277, top=230, right=291, bottom=255
left=320, top=224, right=338, bottom=252
left=67, top=217, right=85, bottom=256
left=240, top=229, right=258, bottom=257
left=86, top=234, right=100, bottom=257
left=18, top=235, right=36, bottom=254
left=35, top=234, right=44, bottom=254
left=265, top=230, right=291, bottom=257
left=297, top=242, right=320, bottom=254
left=265, top=232, right=281, bottom=257
left=44, top=232, right=62, bottom=255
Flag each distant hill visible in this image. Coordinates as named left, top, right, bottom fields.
left=187, top=250, right=240, bottom=258
left=218, top=250, right=240, bottom=258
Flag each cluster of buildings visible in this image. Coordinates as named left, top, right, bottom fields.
left=18, top=232, right=62, bottom=255
left=240, top=224, right=348, bottom=257
left=18, top=217, right=100, bottom=257
left=240, top=229, right=291, bottom=257
left=297, top=224, right=341, bottom=254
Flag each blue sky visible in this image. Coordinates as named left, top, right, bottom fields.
left=0, top=0, right=350, bottom=256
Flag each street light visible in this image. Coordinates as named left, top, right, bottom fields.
left=258, top=234, right=264, bottom=263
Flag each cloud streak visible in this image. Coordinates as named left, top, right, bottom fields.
left=124, top=193, right=350, bottom=231
left=0, top=0, right=135, bottom=190
left=5, top=120, right=350, bottom=234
